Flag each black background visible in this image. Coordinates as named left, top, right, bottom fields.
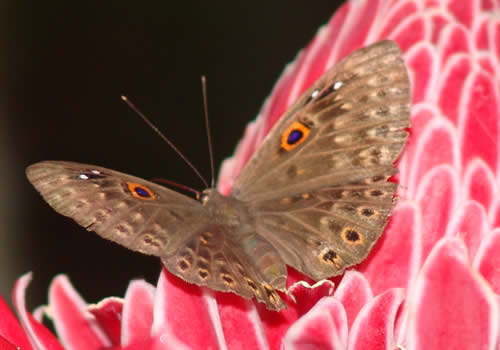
left=3, top=1, right=343, bottom=310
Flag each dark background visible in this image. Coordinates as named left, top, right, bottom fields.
left=2, top=1, right=343, bottom=310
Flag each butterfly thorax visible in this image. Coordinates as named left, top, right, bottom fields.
left=200, top=189, right=254, bottom=229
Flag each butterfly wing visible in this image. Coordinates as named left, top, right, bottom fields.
left=231, top=40, right=410, bottom=280
left=27, top=161, right=286, bottom=309
left=26, top=161, right=208, bottom=257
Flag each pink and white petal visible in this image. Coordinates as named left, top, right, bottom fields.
left=492, top=16, right=500, bottom=62
left=459, top=70, right=500, bottom=173
left=474, top=15, right=491, bottom=50
left=445, top=200, right=489, bottom=257
left=398, top=103, right=440, bottom=190
left=282, top=297, right=348, bottom=350
left=217, top=120, right=260, bottom=195
left=49, top=275, right=111, bottom=350
left=217, top=297, right=270, bottom=350
left=0, top=294, right=33, bottom=349
left=298, top=3, right=352, bottom=88
left=88, top=297, right=123, bottom=346
left=347, top=288, right=405, bottom=350
left=388, top=12, right=430, bottom=52
left=437, top=54, right=473, bottom=125
left=13, top=273, right=65, bottom=350
left=415, top=165, right=460, bottom=259
left=151, top=269, right=223, bottom=350
left=256, top=270, right=325, bottom=350
left=463, top=158, right=497, bottom=210
left=0, top=335, right=21, bottom=350
left=332, top=0, right=383, bottom=63
left=404, top=42, right=437, bottom=105
left=447, top=0, right=478, bottom=29
left=438, top=22, right=472, bottom=65
left=333, top=271, right=373, bottom=329
left=407, top=237, right=499, bottom=350
left=378, top=0, right=419, bottom=40
left=358, top=201, right=422, bottom=295
left=489, top=197, right=500, bottom=228
left=477, top=52, right=497, bottom=75
left=287, top=280, right=335, bottom=315
left=121, top=280, right=156, bottom=347
left=286, top=24, right=338, bottom=105
left=474, top=228, right=500, bottom=294
left=407, top=117, right=460, bottom=194
left=428, top=9, right=453, bottom=44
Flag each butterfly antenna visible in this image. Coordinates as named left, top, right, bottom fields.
left=121, top=95, right=209, bottom=189
left=201, top=76, right=216, bottom=188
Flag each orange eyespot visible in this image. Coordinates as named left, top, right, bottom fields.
left=281, top=121, right=311, bottom=151
left=127, top=182, right=155, bottom=200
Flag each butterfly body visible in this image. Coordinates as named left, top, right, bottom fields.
left=27, top=40, right=410, bottom=310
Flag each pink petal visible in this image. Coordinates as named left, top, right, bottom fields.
left=88, top=298, right=123, bottom=346
left=477, top=52, right=496, bottom=75
left=347, top=288, right=405, bottom=350
left=459, top=70, right=500, bottom=173
left=445, top=200, right=489, bottom=257
left=13, top=273, right=64, bottom=350
left=389, top=13, right=428, bottom=52
left=217, top=297, right=269, bottom=350
left=416, top=165, right=459, bottom=259
left=405, top=42, right=436, bottom=104
left=429, top=10, right=452, bottom=44
left=474, top=228, right=500, bottom=294
left=333, top=271, right=373, bottom=329
left=463, top=158, right=497, bottom=210
left=407, top=118, right=459, bottom=194
left=217, top=120, right=260, bottom=195
left=49, top=275, right=111, bottom=350
left=438, top=23, right=471, bottom=65
left=494, top=19, right=500, bottom=62
left=0, top=335, right=21, bottom=350
left=121, top=280, right=155, bottom=347
left=475, top=16, right=491, bottom=50
left=335, top=0, right=382, bottom=60
left=438, top=54, right=472, bottom=125
left=480, top=0, right=495, bottom=11
left=399, top=104, right=439, bottom=190
left=283, top=298, right=348, bottom=350
left=358, top=202, right=421, bottom=295
left=379, top=0, right=419, bottom=39
left=407, top=237, right=499, bottom=349
left=0, top=294, right=32, bottom=349
left=447, top=0, right=476, bottom=28
left=152, top=269, right=222, bottom=350
left=287, top=280, right=335, bottom=315
left=490, top=197, right=500, bottom=228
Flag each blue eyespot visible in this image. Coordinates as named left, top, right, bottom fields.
left=287, top=130, right=303, bottom=145
left=134, top=187, right=151, bottom=198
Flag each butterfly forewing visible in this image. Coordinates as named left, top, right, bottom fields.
left=232, top=40, right=410, bottom=279
left=26, top=161, right=208, bottom=256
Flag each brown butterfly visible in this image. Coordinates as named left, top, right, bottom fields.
left=26, top=40, right=410, bottom=310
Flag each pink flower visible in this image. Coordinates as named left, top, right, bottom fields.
left=4, top=0, right=500, bottom=348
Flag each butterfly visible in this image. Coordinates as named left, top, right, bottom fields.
left=26, top=40, right=410, bottom=310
